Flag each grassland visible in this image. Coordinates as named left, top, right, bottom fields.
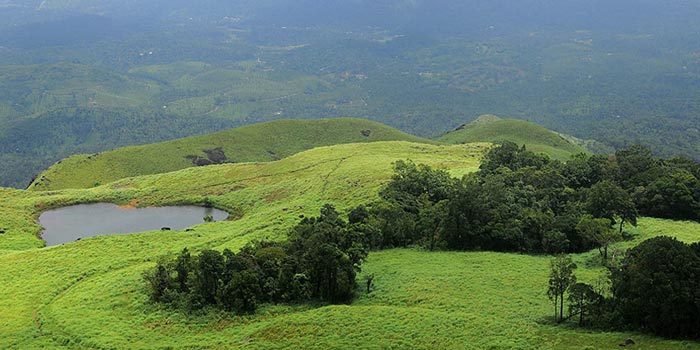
left=30, top=118, right=433, bottom=191
left=438, top=116, right=589, bottom=161
left=1, top=141, right=699, bottom=349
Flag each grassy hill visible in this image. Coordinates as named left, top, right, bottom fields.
left=1, top=141, right=699, bottom=349
left=30, top=118, right=433, bottom=191
left=439, top=115, right=589, bottom=161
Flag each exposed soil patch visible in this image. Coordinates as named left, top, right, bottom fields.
left=185, top=147, right=229, bottom=166
left=264, top=188, right=287, bottom=202
left=118, top=198, right=139, bottom=210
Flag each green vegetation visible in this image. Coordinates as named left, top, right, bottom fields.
left=361, top=143, right=700, bottom=338
left=543, top=236, right=700, bottom=339
left=5, top=5, right=700, bottom=187
left=438, top=116, right=589, bottom=161
left=146, top=205, right=370, bottom=314
left=353, top=142, right=700, bottom=255
left=351, top=143, right=629, bottom=255
left=30, top=118, right=433, bottom=190
left=3, top=3, right=700, bottom=348
left=0, top=142, right=700, bottom=349
left=0, top=140, right=699, bottom=349
left=548, top=255, right=578, bottom=323
left=0, top=141, right=486, bottom=348
left=611, top=237, right=700, bottom=339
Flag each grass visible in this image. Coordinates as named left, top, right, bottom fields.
left=30, top=118, right=435, bottom=191
left=1, top=141, right=698, bottom=349
left=438, top=116, right=588, bottom=161
left=0, top=141, right=484, bottom=349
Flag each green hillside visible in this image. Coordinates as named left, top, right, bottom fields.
left=0, top=62, right=159, bottom=124
left=439, top=115, right=589, bottom=161
left=30, top=118, right=433, bottom=191
left=1, top=141, right=698, bottom=349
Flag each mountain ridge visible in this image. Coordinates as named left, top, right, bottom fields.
left=29, top=117, right=434, bottom=191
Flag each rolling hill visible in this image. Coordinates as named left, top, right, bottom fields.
left=29, top=118, right=434, bottom=191
left=1, top=140, right=698, bottom=349
left=438, top=115, right=590, bottom=161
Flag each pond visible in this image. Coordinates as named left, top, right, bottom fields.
left=39, top=203, right=229, bottom=246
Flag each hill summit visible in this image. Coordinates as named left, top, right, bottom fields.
left=439, top=115, right=588, bottom=161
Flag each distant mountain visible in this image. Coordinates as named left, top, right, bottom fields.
left=5, top=0, right=699, bottom=31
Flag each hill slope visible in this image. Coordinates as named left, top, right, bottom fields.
left=439, top=115, right=589, bottom=161
left=30, top=118, right=434, bottom=191
left=1, top=141, right=698, bottom=349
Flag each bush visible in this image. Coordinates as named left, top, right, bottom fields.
left=144, top=205, right=369, bottom=314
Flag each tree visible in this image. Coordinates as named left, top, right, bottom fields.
left=548, top=254, right=577, bottom=323
left=174, top=248, right=192, bottom=292
left=417, top=196, right=449, bottom=251
left=576, top=215, right=620, bottom=261
left=611, top=236, right=700, bottom=338
left=479, top=141, right=550, bottom=175
left=567, top=282, right=601, bottom=326
left=562, top=153, right=613, bottom=189
left=191, top=249, right=224, bottom=305
left=218, top=269, right=262, bottom=314
left=254, top=244, right=288, bottom=301
left=615, top=144, right=657, bottom=188
left=143, top=259, right=174, bottom=303
left=144, top=205, right=372, bottom=314
left=586, top=180, right=637, bottom=233
left=638, top=172, right=700, bottom=220
left=288, top=204, right=368, bottom=303
left=541, top=230, right=570, bottom=254
left=380, top=160, right=455, bottom=211
left=367, top=200, right=417, bottom=248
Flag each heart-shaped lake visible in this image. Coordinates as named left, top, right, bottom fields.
left=39, top=203, right=229, bottom=246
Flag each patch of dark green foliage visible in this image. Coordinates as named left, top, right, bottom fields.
left=144, top=204, right=371, bottom=314
left=549, top=237, right=700, bottom=340
left=354, top=142, right=699, bottom=255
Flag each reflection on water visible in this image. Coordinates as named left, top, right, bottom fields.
left=39, top=203, right=229, bottom=246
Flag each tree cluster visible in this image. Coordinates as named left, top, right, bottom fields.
left=552, top=237, right=700, bottom=339
left=611, top=236, right=700, bottom=338
left=355, top=142, right=700, bottom=256
left=354, top=143, right=613, bottom=255
left=144, top=204, right=370, bottom=314
left=547, top=255, right=607, bottom=326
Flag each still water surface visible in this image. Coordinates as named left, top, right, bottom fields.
left=39, top=203, right=228, bottom=246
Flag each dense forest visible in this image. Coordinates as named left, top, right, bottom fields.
left=3, top=1, right=700, bottom=187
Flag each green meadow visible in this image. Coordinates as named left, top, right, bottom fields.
left=32, top=116, right=589, bottom=192
left=31, top=118, right=432, bottom=191
left=438, top=116, right=588, bottom=161
left=1, top=141, right=699, bottom=349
